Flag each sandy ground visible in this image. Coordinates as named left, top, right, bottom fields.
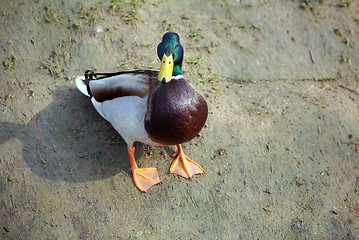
left=1, top=0, right=358, bottom=239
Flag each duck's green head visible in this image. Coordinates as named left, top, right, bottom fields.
left=157, top=32, right=184, bottom=83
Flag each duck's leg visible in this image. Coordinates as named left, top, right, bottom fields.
left=128, top=146, right=160, bottom=192
left=170, top=144, right=204, bottom=178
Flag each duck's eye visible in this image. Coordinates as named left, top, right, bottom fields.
left=175, top=44, right=179, bottom=48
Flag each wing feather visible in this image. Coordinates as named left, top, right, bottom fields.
left=89, top=70, right=158, bottom=102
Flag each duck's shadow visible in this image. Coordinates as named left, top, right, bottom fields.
left=0, top=86, right=152, bottom=182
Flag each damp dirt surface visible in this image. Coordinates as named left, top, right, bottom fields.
left=1, top=0, right=359, bottom=239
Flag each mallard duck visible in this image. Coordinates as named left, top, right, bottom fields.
left=76, top=32, right=208, bottom=192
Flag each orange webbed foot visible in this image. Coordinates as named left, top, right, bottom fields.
left=132, top=167, right=160, bottom=192
left=170, top=144, right=204, bottom=179
left=128, top=146, right=160, bottom=192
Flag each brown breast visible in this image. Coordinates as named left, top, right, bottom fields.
left=144, top=78, right=208, bottom=146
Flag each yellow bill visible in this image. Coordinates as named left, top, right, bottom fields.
left=158, top=53, right=174, bottom=83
